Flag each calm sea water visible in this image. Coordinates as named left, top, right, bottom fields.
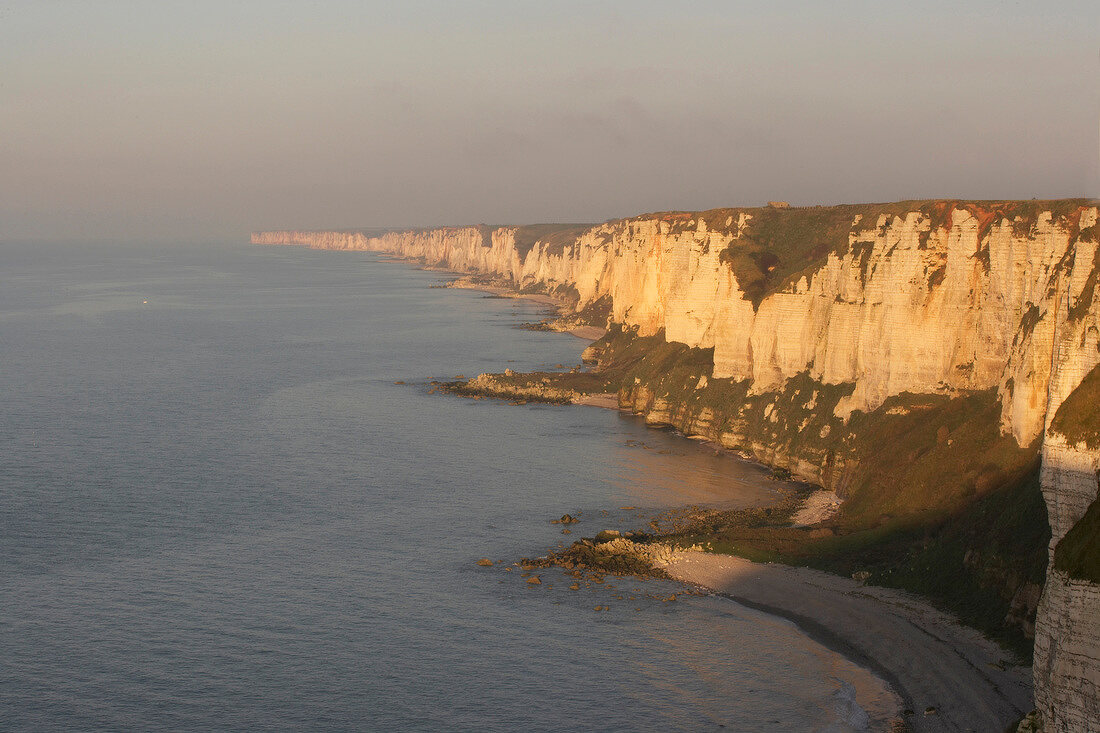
left=0, top=241, right=896, bottom=732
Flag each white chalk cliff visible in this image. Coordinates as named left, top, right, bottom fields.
left=253, top=200, right=1100, bottom=729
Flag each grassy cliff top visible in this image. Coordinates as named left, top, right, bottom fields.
left=621, top=199, right=1096, bottom=307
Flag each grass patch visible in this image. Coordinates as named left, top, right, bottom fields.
left=1049, top=364, right=1100, bottom=449
left=1054, top=495, right=1100, bottom=583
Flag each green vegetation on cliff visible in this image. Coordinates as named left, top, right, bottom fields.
left=662, top=461, right=1048, bottom=658
left=1049, top=363, right=1100, bottom=450
left=1054, top=496, right=1100, bottom=584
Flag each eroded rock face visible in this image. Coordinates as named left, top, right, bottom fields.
left=1033, top=568, right=1100, bottom=731
left=1033, top=432, right=1100, bottom=730
left=1028, top=232, right=1100, bottom=731
left=253, top=204, right=1098, bottom=446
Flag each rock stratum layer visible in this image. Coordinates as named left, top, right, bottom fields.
left=254, top=199, right=1100, bottom=730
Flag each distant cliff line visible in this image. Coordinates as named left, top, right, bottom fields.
left=253, top=198, right=1099, bottom=445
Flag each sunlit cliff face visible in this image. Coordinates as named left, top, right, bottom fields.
left=253, top=202, right=1100, bottom=446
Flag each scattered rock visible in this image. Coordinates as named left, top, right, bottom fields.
left=455, top=375, right=466, bottom=380
left=561, top=528, right=571, bottom=534
left=594, top=529, right=621, bottom=542
left=852, top=570, right=872, bottom=583
left=394, top=380, right=405, bottom=385
left=476, top=558, right=493, bottom=567
left=569, top=583, right=580, bottom=591
left=527, top=576, right=542, bottom=585
left=923, top=706, right=937, bottom=716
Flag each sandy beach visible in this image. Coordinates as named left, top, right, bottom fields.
left=661, top=551, right=1033, bottom=732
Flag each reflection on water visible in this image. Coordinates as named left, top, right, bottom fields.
left=603, top=423, right=784, bottom=508
left=0, top=241, right=895, bottom=731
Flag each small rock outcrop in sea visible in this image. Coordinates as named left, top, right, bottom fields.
left=528, top=533, right=676, bottom=578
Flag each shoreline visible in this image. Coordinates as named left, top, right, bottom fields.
left=443, top=277, right=609, bottom=340
left=661, top=551, right=1032, bottom=732
left=368, top=249, right=1035, bottom=731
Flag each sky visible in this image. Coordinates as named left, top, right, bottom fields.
left=2, top=0, right=1098, bottom=242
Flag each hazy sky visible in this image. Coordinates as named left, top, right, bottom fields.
left=2, top=1, right=1097, bottom=242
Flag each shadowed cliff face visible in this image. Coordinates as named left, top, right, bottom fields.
left=253, top=199, right=1100, bottom=727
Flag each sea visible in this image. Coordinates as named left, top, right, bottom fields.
left=0, top=240, right=898, bottom=731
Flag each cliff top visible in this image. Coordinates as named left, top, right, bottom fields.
left=624, top=198, right=1097, bottom=306
left=254, top=197, right=1097, bottom=310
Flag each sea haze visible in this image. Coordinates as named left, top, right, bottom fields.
left=0, top=241, right=897, bottom=731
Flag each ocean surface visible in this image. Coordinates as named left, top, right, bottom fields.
left=0, top=241, right=897, bottom=732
